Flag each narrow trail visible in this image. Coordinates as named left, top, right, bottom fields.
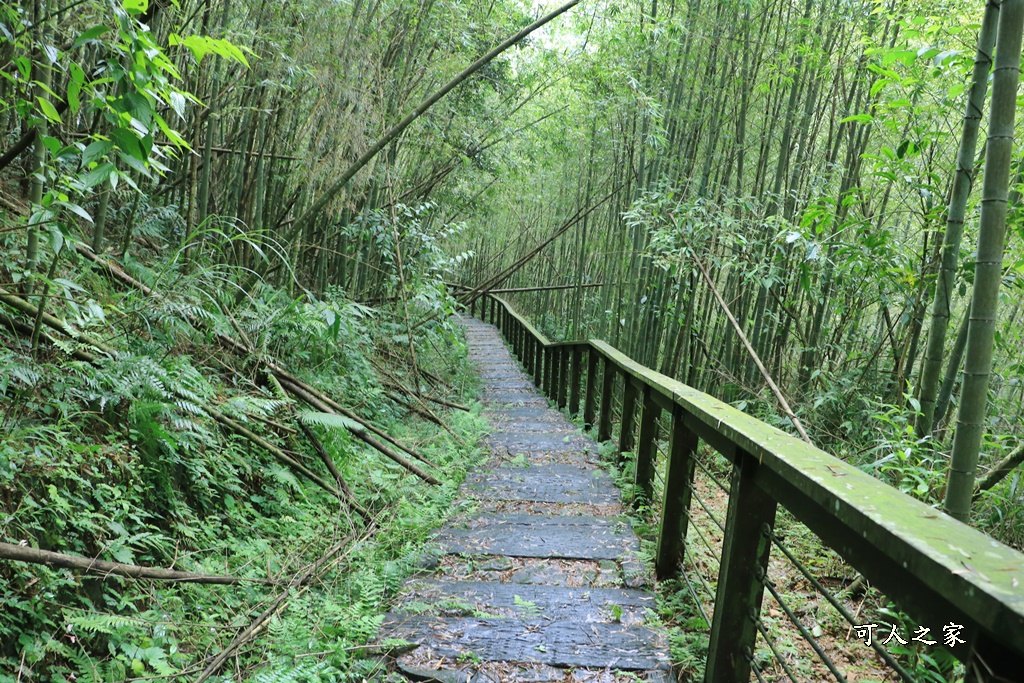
left=376, top=316, right=671, bottom=682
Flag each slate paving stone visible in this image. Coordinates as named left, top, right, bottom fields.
left=482, top=393, right=549, bottom=406
left=485, top=381, right=538, bottom=393
left=510, top=564, right=595, bottom=586
left=395, top=580, right=655, bottom=625
left=484, top=408, right=550, bottom=418
left=487, top=432, right=592, bottom=452
left=461, top=465, right=619, bottom=505
left=486, top=420, right=575, bottom=433
left=433, top=514, right=639, bottom=560
left=381, top=615, right=667, bottom=671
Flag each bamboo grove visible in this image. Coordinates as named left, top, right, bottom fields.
left=4, top=0, right=1024, bottom=678
left=450, top=0, right=1024, bottom=542
left=0, top=0, right=581, bottom=678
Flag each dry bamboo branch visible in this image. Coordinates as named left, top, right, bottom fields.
left=75, top=245, right=442, bottom=475
left=0, top=542, right=276, bottom=585
left=279, top=378, right=440, bottom=484
left=974, top=443, right=1024, bottom=499
left=273, top=372, right=439, bottom=465
left=386, top=391, right=445, bottom=425
left=207, top=408, right=349, bottom=501
left=285, top=0, right=584, bottom=242
left=0, top=288, right=347, bottom=503
left=193, top=532, right=360, bottom=683
left=383, top=381, right=470, bottom=412
left=297, top=421, right=371, bottom=522
left=683, top=240, right=813, bottom=445
left=0, top=286, right=117, bottom=357
left=487, top=282, right=606, bottom=294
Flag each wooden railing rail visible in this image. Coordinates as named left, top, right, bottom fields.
left=469, top=294, right=1024, bottom=683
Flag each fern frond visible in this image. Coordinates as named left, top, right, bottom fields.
left=64, top=611, right=139, bottom=635
left=297, top=411, right=361, bottom=433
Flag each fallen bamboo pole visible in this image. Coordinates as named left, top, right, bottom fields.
left=486, top=282, right=606, bottom=294
left=193, top=531, right=361, bottom=683
left=0, top=288, right=349, bottom=504
left=382, top=380, right=470, bottom=412
left=207, top=408, right=349, bottom=501
left=279, top=378, right=440, bottom=485
left=74, top=244, right=444, bottom=475
left=0, top=542, right=276, bottom=585
left=297, top=422, right=370, bottom=522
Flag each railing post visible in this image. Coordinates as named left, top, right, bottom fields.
left=534, top=341, right=544, bottom=388
left=550, top=348, right=561, bottom=402
left=569, top=347, right=582, bottom=416
left=470, top=297, right=476, bottom=318
left=705, top=451, right=778, bottom=683
left=634, top=386, right=661, bottom=506
left=655, top=405, right=698, bottom=580
left=583, top=348, right=598, bottom=430
left=618, top=377, right=639, bottom=459
left=598, top=359, right=615, bottom=442
left=556, top=347, right=568, bottom=409
left=544, top=347, right=554, bottom=397
left=488, top=297, right=495, bottom=324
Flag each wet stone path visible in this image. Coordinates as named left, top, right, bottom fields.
left=377, top=317, right=670, bottom=682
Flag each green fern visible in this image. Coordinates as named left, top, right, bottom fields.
left=64, top=611, right=140, bottom=635
left=297, top=411, right=362, bottom=433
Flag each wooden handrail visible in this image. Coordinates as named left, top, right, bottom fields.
left=474, top=293, right=1024, bottom=683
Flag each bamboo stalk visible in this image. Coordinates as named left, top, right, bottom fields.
left=193, top=532, right=360, bottom=683
left=974, top=443, right=1024, bottom=499
left=278, top=378, right=440, bottom=485
left=74, top=245, right=442, bottom=476
left=0, top=542, right=276, bottom=585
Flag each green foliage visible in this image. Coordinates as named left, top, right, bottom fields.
left=0, top=235, right=488, bottom=681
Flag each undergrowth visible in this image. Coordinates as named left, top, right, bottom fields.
left=1, top=228, right=486, bottom=682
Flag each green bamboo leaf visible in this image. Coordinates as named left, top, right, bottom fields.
left=840, top=113, right=873, bottom=124
left=123, top=0, right=148, bottom=15
left=36, top=97, right=61, bottom=123
left=73, top=25, right=110, bottom=49
left=67, top=79, right=81, bottom=114
left=59, top=201, right=93, bottom=223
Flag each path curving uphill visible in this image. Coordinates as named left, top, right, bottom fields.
left=376, top=316, right=670, bottom=682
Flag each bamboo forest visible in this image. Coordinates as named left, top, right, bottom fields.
left=4, top=0, right=1024, bottom=681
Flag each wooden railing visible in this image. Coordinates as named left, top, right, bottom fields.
left=470, top=294, right=1024, bottom=683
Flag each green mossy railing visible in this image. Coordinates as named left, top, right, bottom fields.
left=470, top=294, right=1024, bottom=683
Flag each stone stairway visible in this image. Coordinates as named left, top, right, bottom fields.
left=376, top=316, right=670, bottom=682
